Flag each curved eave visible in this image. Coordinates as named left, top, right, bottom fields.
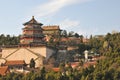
left=43, top=29, right=62, bottom=31
left=23, top=22, right=43, bottom=26
left=21, top=34, right=45, bottom=38
left=22, top=28, right=43, bottom=30
left=23, top=16, right=43, bottom=26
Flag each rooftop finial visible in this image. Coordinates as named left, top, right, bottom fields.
left=32, top=16, right=34, bottom=19
left=23, top=16, right=43, bottom=26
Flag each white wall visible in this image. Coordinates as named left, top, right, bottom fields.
left=1, top=46, right=55, bottom=67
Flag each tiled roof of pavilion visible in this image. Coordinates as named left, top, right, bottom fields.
left=0, top=66, right=9, bottom=76
left=42, top=25, right=61, bottom=30
left=23, top=16, right=43, bottom=26
left=52, top=68, right=60, bottom=72
left=5, top=60, right=26, bottom=66
left=83, top=61, right=96, bottom=68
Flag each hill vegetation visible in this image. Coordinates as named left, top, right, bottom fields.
left=0, top=32, right=120, bottom=80
left=0, top=34, right=19, bottom=46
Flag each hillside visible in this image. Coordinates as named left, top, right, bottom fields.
left=0, top=32, right=120, bottom=80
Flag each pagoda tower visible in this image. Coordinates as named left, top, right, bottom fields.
left=20, top=16, right=45, bottom=45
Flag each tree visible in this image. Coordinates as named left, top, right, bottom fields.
left=0, top=34, right=20, bottom=46
left=74, top=33, right=79, bottom=38
left=41, top=66, right=46, bottom=80
left=94, top=72, right=103, bottom=80
left=68, top=31, right=74, bottom=37
left=114, top=71, right=120, bottom=80
left=59, top=62, right=65, bottom=73
left=61, top=30, right=67, bottom=37
left=78, top=60, right=83, bottom=67
left=103, top=41, right=109, bottom=50
left=85, top=74, right=93, bottom=80
left=30, top=58, right=35, bottom=68
left=78, top=43, right=86, bottom=54
left=90, top=35, right=93, bottom=40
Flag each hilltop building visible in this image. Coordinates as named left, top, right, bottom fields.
left=43, top=25, right=62, bottom=42
left=43, top=25, right=61, bottom=36
left=0, top=66, right=9, bottom=76
left=0, top=16, right=91, bottom=72
left=0, top=16, right=55, bottom=68
left=20, top=16, right=45, bottom=45
left=4, top=60, right=27, bottom=73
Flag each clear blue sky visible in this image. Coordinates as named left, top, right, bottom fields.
left=0, top=0, right=120, bottom=36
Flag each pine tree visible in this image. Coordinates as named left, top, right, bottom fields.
left=30, top=58, right=35, bottom=68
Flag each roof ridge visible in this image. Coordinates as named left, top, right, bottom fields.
left=23, top=16, right=43, bottom=26
left=5, top=48, right=20, bottom=59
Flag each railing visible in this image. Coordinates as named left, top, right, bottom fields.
left=1, top=45, right=19, bottom=48
left=0, top=43, right=46, bottom=48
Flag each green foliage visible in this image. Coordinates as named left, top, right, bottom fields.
left=0, top=34, right=20, bottom=46
left=74, top=33, right=80, bottom=38
left=61, top=30, right=67, bottom=38
left=78, top=43, right=91, bottom=54
left=1, top=33, right=120, bottom=80
left=30, top=58, right=35, bottom=68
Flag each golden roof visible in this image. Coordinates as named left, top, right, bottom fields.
left=23, top=16, right=43, bottom=26
left=42, top=25, right=60, bottom=30
left=0, top=66, right=9, bottom=76
left=5, top=60, right=26, bottom=65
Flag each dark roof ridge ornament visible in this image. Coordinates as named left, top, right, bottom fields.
left=23, top=16, right=43, bottom=26
left=32, top=16, right=34, bottom=19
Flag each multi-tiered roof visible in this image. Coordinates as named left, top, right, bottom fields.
left=20, top=16, right=45, bottom=45
left=23, top=16, right=43, bottom=26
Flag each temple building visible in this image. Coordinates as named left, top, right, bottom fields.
left=20, top=16, right=45, bottom=45
left=43, top=25, right=61, bottom=36
left=0, top=66, right=9, bottom=76
left=42, top=25, right=62, bottom=42
left=4, top=60, right=27, bottom=73
left=0, top=16, right=55, bottom=68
